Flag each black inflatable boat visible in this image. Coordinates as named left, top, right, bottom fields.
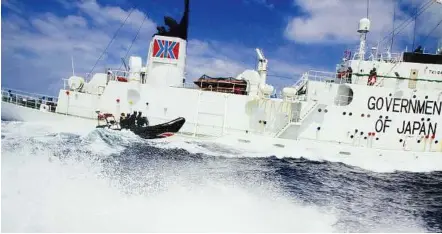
left=96, top=113, right=186, bottom=139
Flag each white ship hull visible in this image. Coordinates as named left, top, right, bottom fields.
left=3, top=2, right=442, bottom=160
left=2, top=101, right=96, bottom=127
left=2, top=94, right=441, bottom=160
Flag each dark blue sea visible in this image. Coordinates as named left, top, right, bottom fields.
left=2, top=121, right=442, bottom=232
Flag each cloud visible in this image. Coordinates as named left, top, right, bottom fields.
left=185, top=39, right=253, bottom=79
left=243, top=0, right=275, bottom=9
left=185, top=39, right=313, bottom=90
left=1, top=0, right=23, bottom=14
left=284, top=0, right=442, bottom=49
left=75, top=0, right=155, bottom=33
left=1, top=0, right=157, bottom=94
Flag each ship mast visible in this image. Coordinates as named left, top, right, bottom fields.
left=356, top=18, right=371, bottom=61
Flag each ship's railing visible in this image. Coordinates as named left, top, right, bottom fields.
left=171, top=81, right=249, bottom=95
left=1, top=88, right=59, bottom=112
left=62, top=79, right=107, bottom=95
left=107, top=69, right=130, bottom=78
left=376, top=52, right=403, bottom=63
left=106, top=69, right=148, bottom=84
left=291, top=73, right=308, bottom=87
left=348, top=43, right=404, bottom=63
left=304, top=70, right=348, bottom=84
left=170, top=82, right=200, bottom=89
left=62, top=69, right=148, bottom=91
left=280, top=94, right=307, bottom=102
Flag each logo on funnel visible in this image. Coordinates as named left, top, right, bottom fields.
left=152, top=39, right=180, bottom=59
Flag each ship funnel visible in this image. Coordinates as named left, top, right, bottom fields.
left=145, top=35, right=187, bottom=87
left=144, top=0, right=189, bottom=87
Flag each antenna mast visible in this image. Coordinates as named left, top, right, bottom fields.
left=357, top=0, right=371, bottom=61
left=412, top=4, right=418, bottom=50
left=71, top=55, right=75, bottom=76
left=366, top=0, right=369, bottom=18
left=390, top=3, right=396, bottom=52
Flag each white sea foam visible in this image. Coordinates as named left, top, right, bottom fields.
left=1, top=121, right=431, bottom=232
left=1, top=121, right=338, bottom=232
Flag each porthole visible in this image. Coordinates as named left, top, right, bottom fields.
left=334, top=85, right=354, bottom=106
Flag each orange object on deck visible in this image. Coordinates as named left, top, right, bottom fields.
left=117, top=76, right=128, bottom=82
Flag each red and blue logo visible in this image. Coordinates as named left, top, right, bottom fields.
left=152, top=39, right=180, bottom=59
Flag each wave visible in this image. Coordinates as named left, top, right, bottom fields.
left=1, top=121, right=440, bottom=232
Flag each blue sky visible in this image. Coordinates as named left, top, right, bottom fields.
left=2, top=0, right=441, bottom=96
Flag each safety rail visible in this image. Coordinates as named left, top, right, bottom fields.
left=290, top=73, right=308, bottom=89
left=274, top=101, right=317, bottom=137
left=348, top=43, right=404, bottom=63
left=1, top=88, right=59, bottom=112
left=275, top=122, right=292, bottom=138
left=170, top=82, right=202, bottom=90
left=62, top=69, right=148, bottom=91
left=62, top=79, right=107, bottom=95
left=376, top=52, right=403, bottom=63
left=299, top=101, right=318, bottom=120
left=296, top=73, right=308, bottom=84
left=171, top=81, right=249, bottom=95
left=281, top=94, right=307, bottom=102
left=106, top=69, right=147, bottom=83
left=303, top=70, right=347, bottom=84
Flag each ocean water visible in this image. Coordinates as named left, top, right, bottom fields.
left=1, top=120, right=442, bottom=232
